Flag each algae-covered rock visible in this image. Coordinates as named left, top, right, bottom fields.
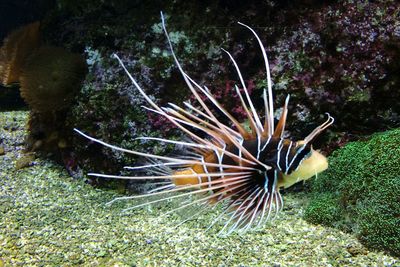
left=266, top=0, right=400, bottom=137
left=304, top=129, right=400, bottom=256
left=42, top=0, right=400, bottom=173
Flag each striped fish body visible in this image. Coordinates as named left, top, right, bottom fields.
left=172, top=136, right=328, bottom=191
left=76, top=12, right=333, bottom=234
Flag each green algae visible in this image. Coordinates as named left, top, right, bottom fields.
left=305, top=129, right=400, bottom=256
left=1, top=111, right=399, bottom=266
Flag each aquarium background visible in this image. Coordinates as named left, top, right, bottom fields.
left=0, top=0, right=399, bottom=266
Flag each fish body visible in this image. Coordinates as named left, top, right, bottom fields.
left=76, top=12, right=333, bottom=234
left=172, top=136, right=328, bottom=193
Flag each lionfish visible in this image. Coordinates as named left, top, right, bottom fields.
left=75, top=12, right=334, bottom=235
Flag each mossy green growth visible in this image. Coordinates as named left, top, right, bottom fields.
left=304, top=193, right=341, bottom=226
left=304, top=129, right=400, bottom=256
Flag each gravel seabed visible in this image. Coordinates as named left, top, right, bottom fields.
left=1, top=111, right=399, bottom=266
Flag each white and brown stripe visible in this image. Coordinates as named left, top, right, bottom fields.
left=75, top=12, right=334, bottom=235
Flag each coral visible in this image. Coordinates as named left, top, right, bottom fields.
left=0, top=22, right=41, bottom=85
left=44, top=1, right=400, bottom=151
left=0, top=22, right=87, bottom=154
left=68, top=53, right=176, bottom=179
left=19, top=46, right=87, bottom=113
left=41, top=1, right=399, bottom=183
left=356, top=177, right=400, bottom=254
left=267, top=0, right=400, bottom=134
left=16, top=45, right=86, bottom=154
left=304, top=129, right=400, bottom=256
left=304, top=193, right=341, bottom=226
left=47, top=1, right=285, bottom=177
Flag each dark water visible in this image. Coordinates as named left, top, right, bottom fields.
left=0, top=0, right=53, bottom=41
left=0, top=86, right=26, bottom=111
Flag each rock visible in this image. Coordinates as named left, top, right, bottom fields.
left=15, top=153, right=35, bottom=170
